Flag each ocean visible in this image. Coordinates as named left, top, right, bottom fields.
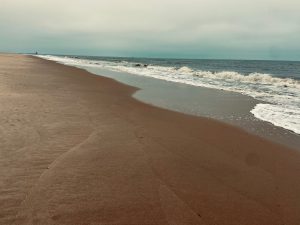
left=37, top=55, right=300, bottom=137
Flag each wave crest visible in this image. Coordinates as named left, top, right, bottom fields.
left=192, top=70, right=300, bottom=88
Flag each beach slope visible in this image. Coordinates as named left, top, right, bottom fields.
left=0, top=54, right=300, bottom=225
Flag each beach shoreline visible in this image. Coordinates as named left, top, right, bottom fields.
left=85, top=66, right=300, bottom=150
left=38, top=54, right=300, bottom=150
left=1, top=53, right=300, bottom=225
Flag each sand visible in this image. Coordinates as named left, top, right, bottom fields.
left=0, top=54, right=300, bottom=225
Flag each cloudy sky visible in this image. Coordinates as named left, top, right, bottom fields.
left=1, top=0, right=300, bottom=60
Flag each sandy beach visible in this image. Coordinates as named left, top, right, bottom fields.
left=1, top=53, right=300, bottom=225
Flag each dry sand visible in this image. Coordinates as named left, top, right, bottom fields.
left=0, top=54, right=300, bottom=225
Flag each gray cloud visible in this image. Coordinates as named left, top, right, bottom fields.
left=1, top=0, right=300, bottom=60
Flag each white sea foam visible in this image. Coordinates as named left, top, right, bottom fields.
left=251, top=104, right=300, bottom=134
left=37, top=55, right=300, bottom=134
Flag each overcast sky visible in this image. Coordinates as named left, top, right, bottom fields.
left=1, top=0, right=300, bottom=60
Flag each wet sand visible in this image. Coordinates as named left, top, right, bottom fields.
left=1, top=54, right=300, bottom=225
left=85, top=67, right=300, bottom=150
